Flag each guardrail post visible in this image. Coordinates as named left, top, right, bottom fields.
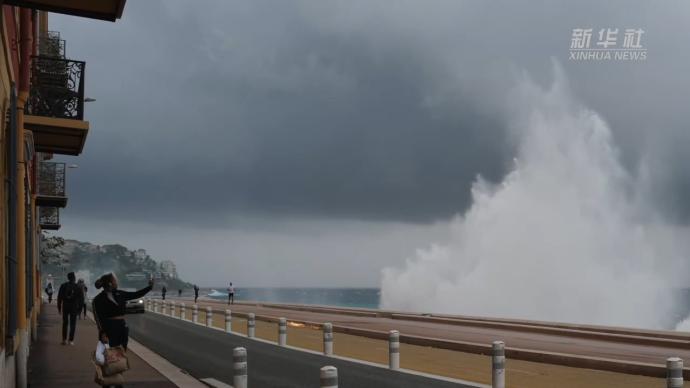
left=206, top=306, right=213, bottom=327
left=389, top=330, right=400, bottom=370
left=154, top=300, right=159, bottom=313
left=170, top=301, right=176, bottom=317
left=162, top=300, right=167, bottom=315
left=667, top=357, right=683, bottom=388
left=180, top=303, right=186, bottom=320
left=192, top=304, right=198, bottom=323
left=225, top=309, right=233, bottom=333
left=233, top=347, right=248, bottom=388
left=247, top=313, right=256, bottom=338
left=323, top=323, right=333, bottom=356
left=492, top=340, right=506, bottom=388
left=278, top=317, right=287, bottom=346
left=320, top=365, right=338, bottom=388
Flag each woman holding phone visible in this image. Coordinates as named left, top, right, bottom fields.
left=92, top=273, right=153, bottom=350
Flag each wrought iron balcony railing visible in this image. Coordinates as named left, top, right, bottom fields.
left=39, top=207, right=60, bottom=230
left=27, top=56, right=85, bottom=120
left=39, top=31, right=66, bottom=58
left=36, top=162, right=67, bottom=207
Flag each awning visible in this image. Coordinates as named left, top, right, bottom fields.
left=4, top=0, right=126, bottom=22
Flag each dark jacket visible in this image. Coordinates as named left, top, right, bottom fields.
left=57, top=281, right=84, bottom=314
left=92, top=286, right=152, bottom=325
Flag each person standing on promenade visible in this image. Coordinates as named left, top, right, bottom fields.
left=227, top=282, right=235, bottom=305
left=57, top=272, right=84, bottom=345
left=194, top=284, right=199, bottom=303
left=92, top=273, right=153, bottom=351
left=178, top=289, right=182, bottom=298
left=161, top=286, right=167, bottom=300
left=77, top=279, right=88, bottom=319
left=45, top=283, right=54, bottom=303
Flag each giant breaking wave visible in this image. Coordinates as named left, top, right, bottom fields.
left=381, top=66, right=690, bottom=329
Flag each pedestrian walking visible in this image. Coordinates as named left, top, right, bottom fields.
left=161, top=286, right=167, bottom=300
left=57, top=272, right=84, bottom=345
left=92, top=273, right=153, bottom=352
left=178, top=289, right=182, bottom=298
left=45, top=283, right=54, bottom=304
left=77, top=279, right=88, bottom=319
left=82, top=283, right=89, bottom=319
left=227, top=282, right=235, bottom=305
left=193, top=284, right=199, bottom=303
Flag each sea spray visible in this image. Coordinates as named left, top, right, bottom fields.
left=381, top=65, right=689, bottom=329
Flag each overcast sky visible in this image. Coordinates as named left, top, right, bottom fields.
left=52, top=1, right=690, bottom=287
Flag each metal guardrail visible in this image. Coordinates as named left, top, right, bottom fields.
left=27, top=55, right=85, bottom=120
left=38, top=161, right=66, bottom=198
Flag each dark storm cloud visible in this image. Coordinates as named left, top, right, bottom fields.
left=52, top=0, right=690, bottom=225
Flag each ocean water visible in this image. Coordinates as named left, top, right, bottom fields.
left=172, top=286, right=690, bottom=330
left=203, top=287, right=381, bottom=309
left=208, top=287, right=690, bottom=330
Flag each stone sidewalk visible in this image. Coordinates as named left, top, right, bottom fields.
left=28, top=302, right=178, bottom=387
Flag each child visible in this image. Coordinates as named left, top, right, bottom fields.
left=95, top=331, right=110, bottom=366
left=94, top=331, right=124, bottom=388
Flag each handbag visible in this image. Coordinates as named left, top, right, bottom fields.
left=102, top=346, right=130, bottom=376
left=93, top=360, right=125, bottom=385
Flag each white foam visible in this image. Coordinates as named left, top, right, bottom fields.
left=381, top=64, right=689, bottom=329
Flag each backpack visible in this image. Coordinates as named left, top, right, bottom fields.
left=64, top=283, right=78, bottom=303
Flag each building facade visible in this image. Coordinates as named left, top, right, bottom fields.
left=0, top=2, right=127, bottom=387
left=159, top=260, right=178, bottom=280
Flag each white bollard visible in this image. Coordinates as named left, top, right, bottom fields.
left=154, top=300, right=159, bottom=313
left=206, top=307, right=213, bottom=327
left=247, top=313, right=256, bottom=338
left=225, top=309, right=233, bottom=333
left=170, top=301, right=176, bottom=317
left=192, top=304, right=199, bottom=323
left=320, top=365, right=338, bottom=388
left=667, top=357, right=684, bottom=388
left=278, top=318, right=287, bottom=346
left=180, top=303, right=186, bottom=320
left=492, top=341, right=506, bottom=388
left=233, top=347, right=248, bottom=388
left=389, top=330, right=400, bottom=370
left=162, top=300, right=168, bottom=315
left=323, top=323, right=333, bottom=356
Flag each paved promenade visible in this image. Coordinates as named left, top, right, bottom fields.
left=28, top=303, right=177, bottom=388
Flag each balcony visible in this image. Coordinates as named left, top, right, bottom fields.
left=4, top=0, right=126, bottom=22
left=36, top=162, right=67, bottom=208
left=25, top=55, right=89, bottom=156
left=39, top=207, right=60, bottom=230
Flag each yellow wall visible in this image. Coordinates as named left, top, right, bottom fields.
left=0, top=6, right=14, bottom=353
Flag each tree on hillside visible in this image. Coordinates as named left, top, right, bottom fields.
left=40, top=233, right=68, bottom=268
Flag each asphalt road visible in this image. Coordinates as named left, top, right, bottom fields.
left=127, top=312, right=475, bottom=388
